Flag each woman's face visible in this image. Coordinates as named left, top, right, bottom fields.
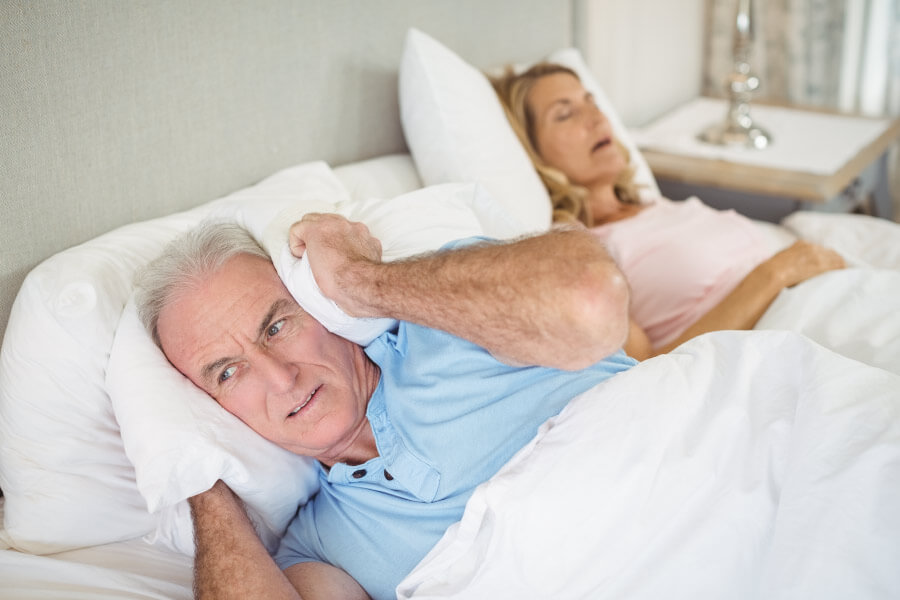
left=527, top=72, right=626, bottom=188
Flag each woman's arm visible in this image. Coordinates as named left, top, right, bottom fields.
left=189, top=481, right=367, bottom=600
left=623, top=317, right=654, bottom=361
left=289, top=215, right=630, bottom=371
left=625, top=240, right=845, bottom=360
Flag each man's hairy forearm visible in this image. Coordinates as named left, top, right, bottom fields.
left=189, top=481, right=300, bottom=600
left=341, top=227, right=630, bottom=369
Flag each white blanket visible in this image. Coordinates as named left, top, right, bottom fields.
left=398, top=330, right=900, bottom=599
left=755, top=267, right=900, bottom=375
left=755, top=211, right=900, bottom=376
left=399, top=213, right=900, bottom=598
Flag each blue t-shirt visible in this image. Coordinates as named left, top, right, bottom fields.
left=274, top=323, right=636, bottom=599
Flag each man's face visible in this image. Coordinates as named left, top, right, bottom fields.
left=157, top=253, right=375, bottom=462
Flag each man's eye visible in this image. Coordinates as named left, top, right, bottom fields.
left=267, top=319, right=285, bottom=337
left=219, top=366, right=236, bottom=383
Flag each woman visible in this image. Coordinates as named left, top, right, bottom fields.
left=492, top=63, right=846, bottom=360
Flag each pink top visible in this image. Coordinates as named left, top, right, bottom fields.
left=591, top=197, right=772, bottom=348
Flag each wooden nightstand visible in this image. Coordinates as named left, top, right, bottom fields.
left=632, top=97, right=900, bottom=223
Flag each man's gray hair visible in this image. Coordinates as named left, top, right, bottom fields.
left=134, top=220, right=270, bottom=346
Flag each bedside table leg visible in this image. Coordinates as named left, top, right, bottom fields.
left=872, top=152, right=895, bottom=221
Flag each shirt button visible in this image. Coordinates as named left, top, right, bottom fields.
left=352, top=469, right=367, bottom=479
left=383, top=470, right=394, bottom=481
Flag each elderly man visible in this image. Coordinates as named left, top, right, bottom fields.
left=136, top=212, right=635, bottom=600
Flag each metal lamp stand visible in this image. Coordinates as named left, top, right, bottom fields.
left=698, top=0, right=771, bottom=149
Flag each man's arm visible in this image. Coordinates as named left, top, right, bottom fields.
left=289, top=215, right=630, bottom=370
left=189, top=480, right=368, bottom=600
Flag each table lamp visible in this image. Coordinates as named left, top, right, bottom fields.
left=698, top=0, right=772, bottom=149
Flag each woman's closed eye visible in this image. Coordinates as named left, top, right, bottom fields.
left=551, top=102, right=575, bottom=121
left=552, top=93, right=598, bottom=123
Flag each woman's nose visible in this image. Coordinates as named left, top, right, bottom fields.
left=585, top=103, right=605, bottom=127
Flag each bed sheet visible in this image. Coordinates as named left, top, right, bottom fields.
left=0, top=499, right=192, bottom=600
left=398, top=330, right=900, bottom=599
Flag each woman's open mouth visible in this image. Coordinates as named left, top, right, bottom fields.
left=592, top=137, right=612, bottom=152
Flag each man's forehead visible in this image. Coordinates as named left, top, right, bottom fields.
left=158, top=254, right=293, bottom=372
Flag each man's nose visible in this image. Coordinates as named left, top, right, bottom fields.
left=257, top=350, right=298, bottom=394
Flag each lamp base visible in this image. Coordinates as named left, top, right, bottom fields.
left=698, top=119, right=771, bottom=150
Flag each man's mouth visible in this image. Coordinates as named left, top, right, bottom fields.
left=288, top=386, right=320, bottom=418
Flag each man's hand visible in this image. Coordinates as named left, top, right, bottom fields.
left=289, top=213, right=383, bottom=317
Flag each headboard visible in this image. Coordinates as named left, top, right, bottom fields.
left=0, top=0, right=572, bottom=343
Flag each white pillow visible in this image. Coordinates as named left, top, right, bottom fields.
left=107, top=300, right=320, bottom=555
left=254, top=181, right=520, bottom=346
left=338, top=182, right=521, bottom=261
left=0, top=160, right=347, bottom=554
left=105, top=180, right=518, bottom=554
left=399, top=28, right=552, bottom=236
left=334, top=153, right=424, bottom=203
left=0, top=212, right=203, bottom=554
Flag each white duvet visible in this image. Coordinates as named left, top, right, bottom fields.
left=753, top=211, right=900, bottom=377
left=398, top=330, right=900, bottom=599
left=399, top=212, right=900, bottom=599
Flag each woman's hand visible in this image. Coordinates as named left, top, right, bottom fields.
left=763, top=240, right=846, bottom=288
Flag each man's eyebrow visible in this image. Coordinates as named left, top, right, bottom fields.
left=201, top=357, right=233, bottom=387
left=257, top=298, right=293, bottom=340
left=198, top=298, right=294, bottom=387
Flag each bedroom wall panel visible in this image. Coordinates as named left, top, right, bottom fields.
left=574, top=0, right=705, bottom=127
left=0, top=0, right=571, bottom=343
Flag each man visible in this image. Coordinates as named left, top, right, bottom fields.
left=136, top=212, right=635, bottom=599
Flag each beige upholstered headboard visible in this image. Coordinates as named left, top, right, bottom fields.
left=0, top=0, right=572, bottom=343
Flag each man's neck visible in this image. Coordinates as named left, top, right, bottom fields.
left=319, top=358, right=381, bottom=468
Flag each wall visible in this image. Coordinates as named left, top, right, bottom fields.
left=0, top=0, right=571, bottom=344
left=573, top=0, right=706, bottom=127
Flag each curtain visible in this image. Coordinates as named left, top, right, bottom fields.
left=702, top=0, right=898, bottom=117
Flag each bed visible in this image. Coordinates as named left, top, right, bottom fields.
left=2, top=3, right=900, bottom=599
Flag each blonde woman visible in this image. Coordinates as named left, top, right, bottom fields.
left=492, top=63, right=845, bottom=360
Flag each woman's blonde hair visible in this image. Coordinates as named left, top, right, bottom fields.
left=490, top=62, right=641, bottom=227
